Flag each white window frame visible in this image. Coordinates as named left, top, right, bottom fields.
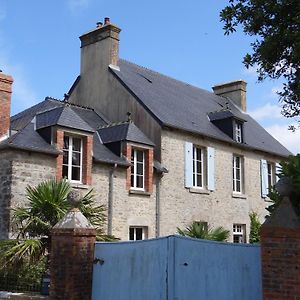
left=131, top=148, right=145, bottom=190
left=267, top=162, right=276, bottom=192
left=235, top=121, right=242, bottom=143
left=192, top=145, right=204, bottom=188
left=129, top=226, right=148, bottom=241
left=233, top=155, right=243, bottom=193
left=233, top=224, right=246, bottom=243
left=62, top=135, right=83, bottom=183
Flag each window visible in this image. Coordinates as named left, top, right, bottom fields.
left=129, top=226, right=148, bottom=240
left=234, top=121, right=243, bottom=143
left=192, top=146, right=204, bottom=188
left=185, top=143, right=215, bottom=191
left=63, top=135, right=83, bottom=182
left=233, top=224, right=246, bottom=243
left=131, top=149, right=145, bottom=190
left=233, top=155, right=243, bottom=193
left=267, top=162, right=276, bottom=192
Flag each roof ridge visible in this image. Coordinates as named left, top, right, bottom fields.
left=97, top=120, right=129, bottom=130
left=45, top=96, right=63, bottom=103
left=63, top=100, right=95, bottom=111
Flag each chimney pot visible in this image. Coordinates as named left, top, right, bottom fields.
left=104, top=17, right=110, bottom=25
left=96, top=22, right=103, bottom=28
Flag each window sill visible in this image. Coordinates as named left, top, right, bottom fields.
left=129, top=189, right=151, bottom=196
left=189, top=188, right=210, bottom=195
left=232, top=193, right=247, bottom=199
left=71, top=183, right=90, bottom=190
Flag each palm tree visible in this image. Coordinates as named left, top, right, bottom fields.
left=177, top=221, right=230, bottom=241
left=0, top=178, right=115, bottom=267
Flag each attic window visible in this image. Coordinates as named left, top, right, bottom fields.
left=234, top=121, right=243, bottom=143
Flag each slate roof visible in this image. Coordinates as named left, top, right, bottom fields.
left=98, top=121, right=155, bottom=146
left=111, top=59, right=291, bottom=157
left=36, top=106, right=94, bottom=132
left=7, top=97, right=128, bottom=165
left=93, top=133, right=130, bottom=166
left=0, top=123, right=59, bottom=155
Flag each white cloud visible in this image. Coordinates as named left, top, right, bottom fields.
left=249, top=103, right=282, bottom=121
left=265, top=124, right=300, bottom=155
left=67, top=0, right=91, bottom=13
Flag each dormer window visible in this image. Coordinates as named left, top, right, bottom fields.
left=235, top=121, right=243, bottom=143
left=63, top=135, right=83, bottom=182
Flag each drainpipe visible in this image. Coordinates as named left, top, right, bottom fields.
left=108, top=163, right=117, bottom=236
left=155, top=173, right=162, bottom=238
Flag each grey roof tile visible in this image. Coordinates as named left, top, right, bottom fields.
left=36, top=106, right=95, bottom=132
left=111, top=59, right=291, bottom=157
left=93, top=133, right=130, bottom=166
left=98, top=122, right=155, bottom=146
left=0, top=123, right=59, bottom=155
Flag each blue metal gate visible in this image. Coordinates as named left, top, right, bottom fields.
left=92, top=236, right=262, bottom=300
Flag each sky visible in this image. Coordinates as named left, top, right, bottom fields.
left=0, top=0, right=299, bottom=154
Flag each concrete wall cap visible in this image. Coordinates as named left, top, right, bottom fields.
left=53, top=209, right=94, bottom=229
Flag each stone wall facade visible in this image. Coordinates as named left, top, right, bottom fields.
left=160, top=128, right=282, bottom=241
left=0, top=125, right=284, bottom=242
left=0, top=150, right=56, bottom=238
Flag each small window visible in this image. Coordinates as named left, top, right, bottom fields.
left=62, top=135, right=83, bottom=182
left=235, top=121, right=243, bottom=143
left=192, top=146, right=205, bottom=188
left=233, top=224, right=246, bottom=243
left=129, top=226, right=148, bottom=241
left=131, top=149, right=145, bottom=190
left=233, top=155, right=243, bottom=193
left=267, top=162, right=276, bottom=192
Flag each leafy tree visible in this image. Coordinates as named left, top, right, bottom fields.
left=0, top=179, right=115, bottom=268
left=177, top=221, right=230, bottom=241
left=249, top=212, right=261, bottom=243
left=220, top=0, right=300, bottom=119
left=267, top=154, right=300, bottom=216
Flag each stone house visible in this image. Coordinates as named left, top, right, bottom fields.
left=0, top=18, right=291, bottom=242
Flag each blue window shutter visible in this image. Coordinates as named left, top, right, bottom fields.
left=207, top=147, right=215, bottom=191
left=275, top=162, right=281, bottom=182
left=260, top=159, right=268, bottom=198
left=185, top=142, right=193, bottom=188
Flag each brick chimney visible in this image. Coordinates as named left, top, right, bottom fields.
left=212, top=80, right=247, bottom=112
left=0, top=72, right=13, bottom=141
left=79, top=17, right=121, bottom=74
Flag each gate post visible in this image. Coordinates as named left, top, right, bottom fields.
left=260, top=180, right=300, bottom=299
left=49, top=192, right=96, bottom=300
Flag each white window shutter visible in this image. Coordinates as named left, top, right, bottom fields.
left=185, top=142, right=193, bottom=188
left=260, top=159, right=268, bottom=198
left=275, top=162, right=281, bottom=182
left=207, top=147, right=215, bottom=191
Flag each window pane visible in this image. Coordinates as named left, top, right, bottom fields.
left=197, top=161, right=202, bottom=174
left=135, top=228, right=143, bottom=240
left=72, top=166, right=80, bottom=181
left=236, top=181, right=241, bottom=192
left=197, top=174, right=202, bottom=187
left=62, top=166, right=68, bottom=178
left=129, top=228, right=134, bottom=240
left=72, top=138, right=81, bottom=152
left=72, top=152, right=81, bottom=166
left=63, top=151, right=68, bottom=165
left=136, top=150, right=144, bottom=162
left=131, top=175, right=134, bottom=187
left=63, top=136, right=69, bottom=150
left=136, top=175, right=143, bottom=188
left=196, top=148, right=201, bottom=161
left=137, top=162, right=143, bottom=175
